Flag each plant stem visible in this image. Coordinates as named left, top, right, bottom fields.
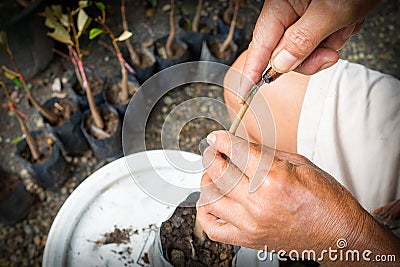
left=193, top=82, right=260, bottom=241
left=99, top=21, right=129, bottom=102
left=192, top=0, right=203, bottom=33
left=165, top=0, right=176, bottom=58
left=5, top=49, right=59, bottom=125
left=69, top=13, right=104, bottom=129
left=223, top=0, right=233, bottom=23
left=219, top=1, right=238, bottom=54
left=121, top=0, right=140, bottom=67
left=1, top=81, right=40, bottom=160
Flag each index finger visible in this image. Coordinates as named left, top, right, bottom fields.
left=239, top=1, right=298, bottom=102
left=207, top=130, right=275, bottom=191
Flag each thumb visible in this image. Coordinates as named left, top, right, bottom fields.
left=271, top=3, right=341, bottom=73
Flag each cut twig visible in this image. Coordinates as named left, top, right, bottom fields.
left=96, top=15, right=129, bottom=102
left=121, top=0, right=140, bottom=66
left=219, top=1, right=238, bottom=54
left=192, top=0, right=203, bottom=33
left=2, top=34, right=59, bottom=125
left=1, top=80, right=40, bottom=160
left=194, top=83, right=261, bottom=241
left=165, top=0, right=176, bottom=58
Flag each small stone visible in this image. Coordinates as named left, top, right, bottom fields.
left=33, top=235, right=41, bottom=246
left=162, top=4, right=171, bottom=12
left=51, top=77, right=62, bottom=92
left=5, top=138, right=10, bottom=143
left=73, top=157, right=79, bottom=164
left=162, top=106, right=168, bottom=113
left=61, top=187, right=67, bottom=195
left=21, top=169, right=29, bottom=177
left=220, top=252, right=228, bottom=260
left=164, top=96, right=173, bottom=105
left=104, top=56, right=109, bottom=62
left=23, top=224, right=34, bottom=235
left=36, top=118, right=44, bottom=128
left=61, top=77, right=68, bottom=84
left=200, top=106, right=208, bottom=113
left=81, top=157, right=88, bottom=164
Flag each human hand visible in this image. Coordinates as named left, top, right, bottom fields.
left=197, top=131, right=400, bottom=263
left=239, top=0, right=379, bottom=101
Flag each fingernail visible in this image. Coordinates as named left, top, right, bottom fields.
left=207, top=132, right=216, bottom=146
left=319, top=61, right=336, bottom=71
left=271, top=49, right=298, bottom=72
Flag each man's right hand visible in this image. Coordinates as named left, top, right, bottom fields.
left=239, top=0, right=379, bottom=102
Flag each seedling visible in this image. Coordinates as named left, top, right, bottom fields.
left=41, top=3, right=105, bottom=130
left=0, top=79, right=39, bottom=161
left=165, top=0, right=176, bottom=58
left=192, top=0, right=203, bottom=33
left=219, top=0, right=238, bottom=54
left=0, top=31, right=59, bottom=125
left=89, top=2, right=132, bottom=102
left=120, top=0, right=140, bottom=67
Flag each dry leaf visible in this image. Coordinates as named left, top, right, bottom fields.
left=116, top=31, right=132, bottom=42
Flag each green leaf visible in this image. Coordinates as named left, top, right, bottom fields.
left=13, top=77, right=23, bottom=88
left=89, top=28, right=103, bottom=40
left=11, top=136, right=24, bottom=145
left=2, top=66, right=20, bottom=80
left=115, top=30, right=132, bottom=42
left=95, top=2, right=105, bottom=11
left=47, top=23, right=73, bottom=45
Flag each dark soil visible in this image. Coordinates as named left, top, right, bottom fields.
left=83, top=108, right=119, bottom=139
left=132, top=50, right=155, bottom=69
left=72, top=76, right=104, bottom=96
left=20, top=135, right=55, bottom=164
left=156, top=41, right=187, bottom=60
left=47, top=99, right=77, bottom=127
left=223, top=11, right=245, bottom=29
left=95, top=226, right=131, bottom=246
left=181, top=17, right=212, bottom=33
left=105, top=80, right=139, bottom=106
left=160, top=206, right=235, bottom=267
left=209, top=42, right=237, bottom=61
left=0, top=172, right=20, bottom=202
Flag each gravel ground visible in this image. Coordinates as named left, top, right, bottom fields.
left=0, top=0, right=399, bottom=266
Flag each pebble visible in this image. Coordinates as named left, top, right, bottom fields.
left=20, top=169, right=29, bottom=177
left=23, top=224, right=34, bottom=235
left=33, top=235, right=41, bottom=246
left=104, top=56, right=109, bottom=62
left=81, top=157, right=88, bottom=164
left=36, top=118, right=44, bottom=128
left=164, top=96, right=173, bottom=105
left=51, top=78, right=62, bottom=92
left=61, top=77, right=68, bottom=84
left=73, top=157, right=79, bottom=164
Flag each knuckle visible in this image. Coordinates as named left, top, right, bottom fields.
left=285, top=26, right=317, bottom=57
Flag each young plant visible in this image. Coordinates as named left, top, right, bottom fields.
left=89, top=2, right=132, bottom=102
left=219, top=0, right=238, bottom=53
left=120, top=0, right=140, bottom=67
left=41, top=3, right=105, bottom=130
left=0, top=79, right=40, bottom=161
left=0, top=31, right=59, bottom=125
left=165, top=0, right=176, bottom=58
left=192, top=0, right=203, bottom=33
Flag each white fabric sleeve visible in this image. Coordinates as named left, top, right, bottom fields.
left=297, top=60, right=400, bottom=212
